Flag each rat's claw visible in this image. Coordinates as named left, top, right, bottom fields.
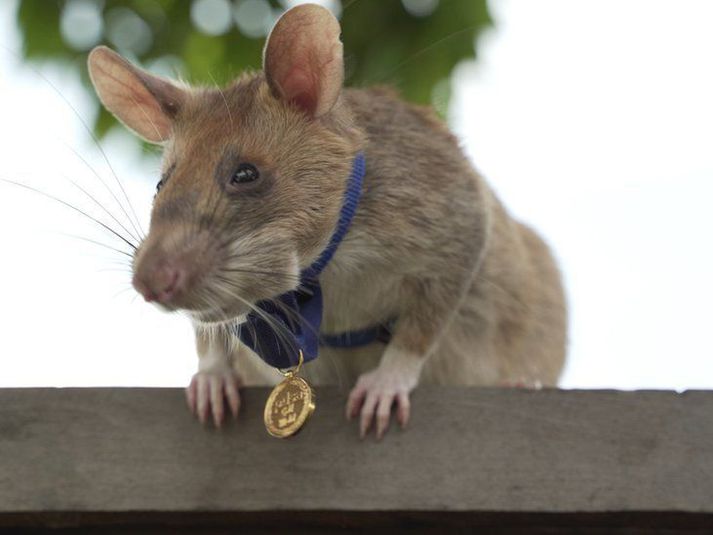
left=210, top=375, right=224, bottom=427
left=186, top=370, right=242, bottom=427
left=196, top=375, right=210, bottom=424
left=396, top=391, right=410, bottom=429
left=224, top=375, right=241, bottom=418
left=359, top=392, right=378, bottom=439
left=186, top=376, right=198, bottom=414
left=349, top=366, right=415, bottom=440
left=375, top=395, right=393, bottom=440
left=346, top=383, right=366, bottom=421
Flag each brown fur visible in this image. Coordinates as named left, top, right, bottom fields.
left=185, top=80, right=568, bottom=389
left=88, top=4, right=567, bottom=431
left=299, top=88, right=567, bottom=388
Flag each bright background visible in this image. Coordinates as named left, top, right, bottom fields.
left=1, top=0, right=711, bottom=389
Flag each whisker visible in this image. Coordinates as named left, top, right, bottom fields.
left=53, top=231, right=133, bottom=258
left=211, top=278, right=299, bottom=360
left=61, top=142, right=143, bottom=243
left=266, top=296, right=345, bottom=388
left=62, top=174, right=141, bottom=245
left=194, top=286, right=240, bottom=328
left=218, top=266, right=303, bottom=283
left=245, top=319, right=261, bottom=361
left=1, top=178, right=137, bottom=251
left=97, top=267, right=133, bottom=274
left=109, top=282, right=136, bottom=301
left=267, top=296, right=321, bottom=342
left=0, top=48, right=147, bottom=239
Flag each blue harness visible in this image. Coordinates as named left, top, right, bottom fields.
left=236, top=153, right=392, bottom=369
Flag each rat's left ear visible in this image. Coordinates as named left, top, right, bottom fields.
left=263, top=4, right=343, bottom=118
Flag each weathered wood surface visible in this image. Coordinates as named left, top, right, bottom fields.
left=0, top=387, right=711, bottom=534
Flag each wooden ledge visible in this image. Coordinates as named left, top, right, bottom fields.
left=0, top=387, right=711, bottom=533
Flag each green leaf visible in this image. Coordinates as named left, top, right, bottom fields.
left=14, top=0, right=492, bottom=142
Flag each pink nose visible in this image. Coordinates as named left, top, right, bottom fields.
left=132, top=265, right=185, bottom=304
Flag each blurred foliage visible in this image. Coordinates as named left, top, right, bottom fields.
left=16, top=0, right=491, bottom=141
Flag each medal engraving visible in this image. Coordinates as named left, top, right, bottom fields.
left=264, top=375, right=315, bottom=438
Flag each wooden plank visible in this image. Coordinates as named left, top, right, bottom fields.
left=0, top=387, right=711, bottom=533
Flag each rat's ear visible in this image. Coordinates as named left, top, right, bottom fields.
left=87, top=46, right=185, bottom=143
left=263, top=4, right=343, bottom=118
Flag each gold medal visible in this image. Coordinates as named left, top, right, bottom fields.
left=264, top=351, right=315, bottom=438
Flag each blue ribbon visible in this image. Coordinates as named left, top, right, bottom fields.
left=236, top=152, right=366, bottom=369
left=320, top=321, right=394, bottom=348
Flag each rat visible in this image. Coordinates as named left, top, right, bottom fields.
left=87, top=3, right=567, bottom=439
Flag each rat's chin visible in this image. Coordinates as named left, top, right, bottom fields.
left=190, top=305, right=249, bottom=326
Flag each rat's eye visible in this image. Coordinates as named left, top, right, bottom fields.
left=156, top=163, right=175, bottom=196
left=231, top=163, right=260, bottom=184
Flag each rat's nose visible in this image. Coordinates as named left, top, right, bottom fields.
left=132, top=264, right=185, bottom=304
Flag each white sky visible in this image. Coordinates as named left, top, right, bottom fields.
left=1, top=0, right=711, bottom=389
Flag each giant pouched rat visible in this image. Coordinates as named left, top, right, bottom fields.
left=87, top=3, right=567, bottom=439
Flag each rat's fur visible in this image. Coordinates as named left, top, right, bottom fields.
left=229, top=85, right=567, bottom=390
left=88, top=4, right=567, bottom=436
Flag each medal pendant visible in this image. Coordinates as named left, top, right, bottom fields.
left=264, top=351, right=315, bottom=438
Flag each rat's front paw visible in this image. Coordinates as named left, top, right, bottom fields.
left=346, top=367, right=415, bottom=440
left=186, top=369, right=242, bottom=427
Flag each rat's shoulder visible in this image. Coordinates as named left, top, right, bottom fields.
left=341, top=86, right=462, bottom=166
left=343, top=86, right=452, bottom=136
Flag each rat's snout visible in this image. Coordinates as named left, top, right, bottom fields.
left=132, top=263, right=186, bottom=304
left=131, top=226, right=217, bottom=309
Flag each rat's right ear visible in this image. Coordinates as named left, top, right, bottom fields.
left=263, top=4, right=343, bottom=118
left=87, top=46, right=185, bottom=143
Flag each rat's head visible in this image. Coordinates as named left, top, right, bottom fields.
left=88, top=5, right=361, bottom=325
